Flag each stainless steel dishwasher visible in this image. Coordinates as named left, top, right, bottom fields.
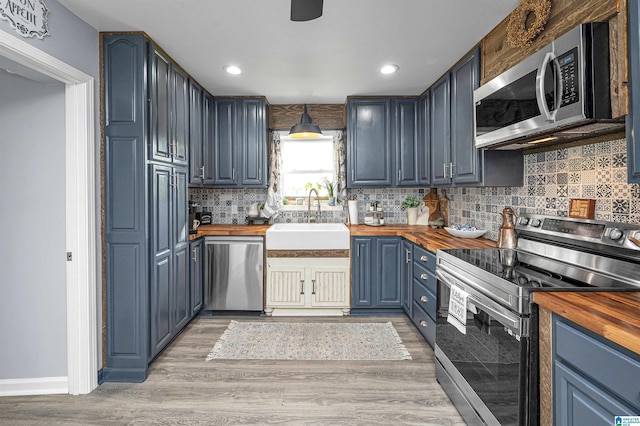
left=204, top=236, right=264, bottom=311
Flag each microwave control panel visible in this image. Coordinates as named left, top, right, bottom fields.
left=558, top=47, right=579, bottom=107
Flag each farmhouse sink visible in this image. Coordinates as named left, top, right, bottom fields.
left=266, top=223, right=350, bottom=250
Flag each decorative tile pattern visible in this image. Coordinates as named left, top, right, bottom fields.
left=190, top=138, right=638, bottom=241
left=448, top=138, right=638, bottom=241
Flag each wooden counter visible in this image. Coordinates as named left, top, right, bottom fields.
left=534, top=291, right=640, bottom=355
left=348, top=224, right=496, bottom=252
left=189, top=224, right=270, bottom=240
left=191, top=223, right=497, bottom=251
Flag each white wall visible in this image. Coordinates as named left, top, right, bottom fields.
left=0, top=71, right=67, bottom=379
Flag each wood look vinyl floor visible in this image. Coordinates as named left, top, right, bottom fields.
left=0, top=316, right=466, bottom=425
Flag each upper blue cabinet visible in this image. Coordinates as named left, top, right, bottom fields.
left=628, top=0, right=640, bottom=183
left=212, top=97, right=268, bottom=188
left=149, top=45, right=189, bottom=167
left=430, top=47, right=523, bottom=187
left=347, top=97, right=421, bottom=187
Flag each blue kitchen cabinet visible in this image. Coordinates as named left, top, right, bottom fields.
left=188, top=81, right=215, bottom=186
left=104, top=33, right=194, bottom=382
left=149, top=46, right=189, bottom=167
left=213, top=97, right=267, bottom=187
left=149, top=166, right=189, bottom=359
left=410, top=243, right=437, bottom=348
left=430, top=47, right=523, bottom=187
left=430, top=73, right=451, bottom=185
left=401, top=240, right=413, bottom=316
left=351, top=237, right=403, bottom=312
left=189, top=238, right=204, bottom=316
left=553, top=316, right=640, bottom=424
left=418, top=93, right=431, bottom=185
left=394, top=98, right=420, bottom=186
left=347, top=98, right=421, bottom=187
left=347, top=98, right=393, bottom=187
left=628, top=0, right=640, bottom=183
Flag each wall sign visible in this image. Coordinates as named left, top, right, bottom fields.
left=0, top=0, right=50, bottom=39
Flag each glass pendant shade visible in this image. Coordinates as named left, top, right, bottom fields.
left=289, top=104, right=322, bottom=138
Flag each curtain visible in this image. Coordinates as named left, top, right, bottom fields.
left=262, top=131, right=281, bottom=218
left=334, top=130, right=347, bottom=204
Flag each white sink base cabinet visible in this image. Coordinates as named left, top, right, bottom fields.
left=265, top=257, right=350, bottom=316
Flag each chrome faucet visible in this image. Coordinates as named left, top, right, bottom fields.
left=307, top=188, right=320, bottom=223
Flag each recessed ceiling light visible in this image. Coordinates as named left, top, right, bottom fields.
left=380, top=64, right=399, bottom=75
left=223, top=65, right=242, bottom=75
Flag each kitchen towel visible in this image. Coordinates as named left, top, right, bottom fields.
left=348, top=200, right=358, bottom=224
left=261, top=187, right=279, bottom=219
left=447, top=284, right=468, bottom=334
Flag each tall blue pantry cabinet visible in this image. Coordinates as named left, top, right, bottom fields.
left=103, top=33, right=196, bottom=382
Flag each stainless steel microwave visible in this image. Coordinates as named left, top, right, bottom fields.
left=474, top=22, right=621, bottom=149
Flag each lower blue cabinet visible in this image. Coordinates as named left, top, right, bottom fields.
left=410, top=244, right=437, bottom=348
left=553, top=316, right=640, bottom=425
left=351, top=237, right=403, bottom=312
left=189, top=238, right=204, bottom=316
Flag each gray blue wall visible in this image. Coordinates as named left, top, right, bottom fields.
left=0, top=71, right=67, bottom=379
left=0, top=0, right=100, bottom=380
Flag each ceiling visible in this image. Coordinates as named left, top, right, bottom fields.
left=57, top=0, right=519, bottom=104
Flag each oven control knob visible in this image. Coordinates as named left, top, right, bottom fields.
left=608, top=228, right=624, bottom=241
left=518, top=217, right=529, bottom=226
left=531, top=219, right=542, bottom=228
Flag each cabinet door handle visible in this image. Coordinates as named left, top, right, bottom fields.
left=420, top=295, right=428, bottom=303
left=398, top=169, right=402, bottom=182
left=443, top=163, right=448, bottom=178
left=420, top=255, right=428, bottom=262
left=351, top=169, right=355, bottom=182
left=200, top=165, right=205, bottom=180
left=300, top=280, right=305, bottom=295
left=420, top=273, right=427, bottom=280
left=357, top=244, right=360, bottom=258
left=420, top=320, right=427, bottom=327
left=450, top=162, right=455, bottom=178
left=192, top=248, right=198, bottom=263
left=405, top=249, right=411, bottom=264
left=312, top=279, right=316, bottom=295
left=232, top=167, right=236, bottom=181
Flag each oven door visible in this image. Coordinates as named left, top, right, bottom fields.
left=435, top=268, right=531, bottom=426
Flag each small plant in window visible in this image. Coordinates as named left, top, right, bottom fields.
left=322, top=177, right=337, bottom=205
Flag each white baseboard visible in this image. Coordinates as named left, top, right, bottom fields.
left=0, top=377, right=69, bottom=396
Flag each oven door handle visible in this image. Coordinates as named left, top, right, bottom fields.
left=436, top=269, right=524, bottom=336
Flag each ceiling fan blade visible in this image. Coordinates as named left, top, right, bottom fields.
left=291, top=0, right=323, bottom=21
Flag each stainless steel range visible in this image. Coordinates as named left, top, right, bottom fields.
left=434, top=214, right=640, bottom=426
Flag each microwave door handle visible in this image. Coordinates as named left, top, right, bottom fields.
left=536, top=52, right=558, bottom=122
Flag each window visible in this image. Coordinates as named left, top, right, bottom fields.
left=280, top=131, right=335, bottom=197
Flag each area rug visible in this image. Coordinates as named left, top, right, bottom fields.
left=206, top=321, right=412, bottom=361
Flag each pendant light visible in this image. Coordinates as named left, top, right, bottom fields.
left=289, top=104, right=322, bottom=138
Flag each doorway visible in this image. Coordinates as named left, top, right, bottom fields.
left=0, top=31, right=97, bottom=396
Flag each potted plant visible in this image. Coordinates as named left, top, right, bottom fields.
left=322, top=177, right=336, bottom=206
left=401, top=195, right=421, bottom=225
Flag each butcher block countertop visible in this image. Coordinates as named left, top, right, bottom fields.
left=191, top=223, right=496, bottom=251
left=534, top=292, right=640, bottom=355
left=190, top=224, right=271, bottom=239
left=348, top=224, right=496, bottom=251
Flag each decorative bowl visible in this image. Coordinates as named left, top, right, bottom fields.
left=444, top=227, right=487, bottom=239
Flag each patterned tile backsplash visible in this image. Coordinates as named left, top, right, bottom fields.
left=189, top=138, right=640, bottom=242
left=448, top=138, right=640, bottom=240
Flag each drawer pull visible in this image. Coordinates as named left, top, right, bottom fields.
left=420, top=295, right=428, bottom=303
left=420, top=255, right=428, bottom=261
left=420, top=320, right=427, bottom=327
left=420, top=273, right=428, bottom=280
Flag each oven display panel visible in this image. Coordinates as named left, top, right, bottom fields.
left=541, top=218, right=606, bottom=238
